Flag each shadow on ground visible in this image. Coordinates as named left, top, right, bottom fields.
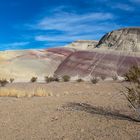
left=62, top=102, right=140, bottom=122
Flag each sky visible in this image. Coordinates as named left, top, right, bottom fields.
left=0, top=0, right=139, bottom=50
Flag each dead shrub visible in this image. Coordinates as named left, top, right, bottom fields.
left=123, top=66, right=140, bottom=121
left=124, top=66, right=140, bottom=83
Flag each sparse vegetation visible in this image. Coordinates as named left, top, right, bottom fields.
left=45, top=76, right=53, bottom=83
left=10, top=78, right=14, bottom=83
left=0, top=88, right=52, bottom=98
left=53, top=77, right=60, bottom=82
left=62, top=75, right=70, bottom=82
left=124, top=66, right=140, bottom=83
left=112, top=75, right=118, bottom=81
left=123, top=66, right=140, bottom=120
left=76, top=78, right=83, bottom=82
left=30, top=77, right=38, bottom=83
left=91, top=77, right=98, bottom=84
left=101, top=75, right=106, bottom=81
left=45, top=76, right=59, bottom=83
left=0, top=79, right=8, bottom=87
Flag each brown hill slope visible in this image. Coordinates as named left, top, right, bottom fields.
left=55, top=28, right=140, bottom=79
left=55, top=50, right=140, bottom=78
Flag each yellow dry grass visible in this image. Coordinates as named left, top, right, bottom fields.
left=0, top=88, right=52, bottom=98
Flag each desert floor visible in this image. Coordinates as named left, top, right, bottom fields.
left=0, top=81, right=140, bottom=140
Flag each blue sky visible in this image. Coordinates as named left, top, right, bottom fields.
left=0, top=0, right=139, bottom=50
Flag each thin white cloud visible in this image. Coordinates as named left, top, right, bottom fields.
left=28, top=7, right=120, bottom=43
left=1, top=42, right=29, bottom=48
left=35, top=34, right=99, bottom=42
left=35, top=12, right=114, bottom=32
left=35, top=23, right=120, bottom=42
left=113, top=3, right=134, bottom=11
left=34, top=21, right=120, bottom=42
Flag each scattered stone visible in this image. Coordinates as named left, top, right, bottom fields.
left=48, top=92, right=53, bottom=96
left=81, top=129, right=85, bottom=133
left=56, top=94, right=60, bottom=97
left=51, top=116, right=58, bottom=121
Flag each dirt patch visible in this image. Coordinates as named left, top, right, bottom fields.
left=0, top=81, right=139, bottom=140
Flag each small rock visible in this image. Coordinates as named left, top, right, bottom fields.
left=56, top=94, right=60, bottom=97
left=48, top=92, right=53, bottom=96
left=62, top=137, right=69, bottom=140
left=64, top=91, right=69, bottom=95
left=51, top=116, right=58, bottom=121
left=27, top=94, right=33, bottom=98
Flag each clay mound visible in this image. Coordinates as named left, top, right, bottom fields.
left=47, top=47, right=75, bottom=56
left=0, top=48, right=73, bottom=82
left=96, top=27, right=140, bottom=52
left=65, top=40, right=98, bottom=50
left=54, top=50, right=140, bottom=78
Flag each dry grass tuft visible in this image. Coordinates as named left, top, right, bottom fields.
left=0, top=88, right=53, bottom=98
left=34, top=88, right=52, bottom=97
left=0, top=88, right=28, bottom=98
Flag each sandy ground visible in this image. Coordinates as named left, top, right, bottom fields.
left=0, top=81, right=140, bottom=140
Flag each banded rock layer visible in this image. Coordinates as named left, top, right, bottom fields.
left=0, top=48, right=74, bottom=81
left=65, top=40, right=98, bottom=50
left=55, top=50, right=140, bottom=78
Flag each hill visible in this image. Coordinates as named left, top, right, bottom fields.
left=96, top=28, right=140, bottom=52
left=0, top=27, right=140, bottom=81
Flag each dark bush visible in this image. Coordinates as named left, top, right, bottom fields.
left=100, top=75, right=106, bottom=81
left=30, top=77, right=37, bottom=83
left=112, top=75, right=118, bottom=81
left=54, top=77, right=59, bottom=82
left=91, top=77, right=98, bottom=84
left=45, top=76, right=59, bottom=83
left=76, top=78, right=83, bottom=82
left=10, top=78, right=14, bottom=83
left=0, top=79, right=8, bottom=87
left=62, top=75, right=70, bottom=82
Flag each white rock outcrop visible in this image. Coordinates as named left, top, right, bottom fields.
left=65, top=40, right=98, bottom=50
left=96, top=27, right=140, bottom=52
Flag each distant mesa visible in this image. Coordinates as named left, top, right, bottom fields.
left=66, top=28, right=140, bottom=52
left=65, top=40, right=98, bottom=50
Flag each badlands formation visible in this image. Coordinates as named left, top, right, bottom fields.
left=97, top=28, right=140, bottom=51
left=65, top=40, right=98, bottom=50
left=0, top=28, right=140, bottom=140
left=0, top=48, right=74, bottom=81
left=55, top=28, right=140, bottom=78
left=0, top=27, right=140, bottom=81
